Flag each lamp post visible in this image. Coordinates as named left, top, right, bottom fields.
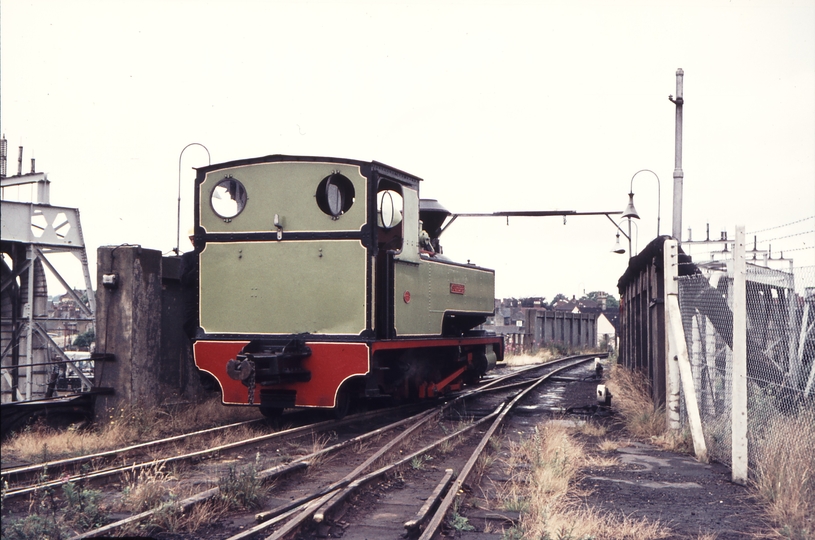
left=621, top=169, right=661, bottom=257
left=175, top=143, right=211, bottom=255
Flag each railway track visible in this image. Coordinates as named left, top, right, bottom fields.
left=3, top=355, right=596, bottom=540
left=0, top=404, right=426, bottom=500
left=3, top=354, right=606, bottom=539
left=0, top=355, right=570, bottom=497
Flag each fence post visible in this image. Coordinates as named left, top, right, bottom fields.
left=665, top=238, right=708, bottom=462
left=732, top=225, right=748, bottom=485
left=664, top=239, right=681, bottom=430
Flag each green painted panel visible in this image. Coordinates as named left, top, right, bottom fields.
left=200, top=240, right=367, bottom=335
left=393, top=259, right=495, bottom=335
left=427, top=260, right=495, bottom=314
left=200, top=161, right=367, bottom=233
left=393, top=262, right=428, bottom=335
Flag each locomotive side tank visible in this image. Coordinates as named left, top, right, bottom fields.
left=191, top=155, right=503, bottom=417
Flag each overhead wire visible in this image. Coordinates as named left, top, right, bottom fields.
left=747, top=215, right=814, bottom=235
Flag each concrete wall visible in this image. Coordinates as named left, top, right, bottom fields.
left=94, top=245, right=205, bottom=416
left=532, top=311, right=598, bottom=350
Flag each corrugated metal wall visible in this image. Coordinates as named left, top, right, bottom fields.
left=617, top=237, right=668, bottom=406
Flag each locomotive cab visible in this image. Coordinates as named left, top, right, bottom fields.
left=191, top=155, right=503, bottom=417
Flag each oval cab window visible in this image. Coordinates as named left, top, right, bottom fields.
left=377, top=190, right=403, bottom=229
left=316, top=173, right=355, bottom=218
left=211, top=177, right=248, bottom=219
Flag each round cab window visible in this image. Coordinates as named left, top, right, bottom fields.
left=316, top=173, right=355, bottom=218
left=211, top=177, right=247, bottom=219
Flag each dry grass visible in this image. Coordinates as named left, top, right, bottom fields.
left=606, top=364, right=815, bottom=538
left=652, top=427, right=694, bottom=454
left=577, top=419, right=608, bottom=438
left=605, top=365, right=694, bottom=455
left=518, top=505, right=670, bottom=540
left=498, top=421, right=668, bottom=539
left=503, top=353, right=553, bottom=367
left=182, top=497, right=230, bottom=532
left=503, top=346, right=602, bottom=368
left=121, top=462, right=178, bottom=512
left=598, top=438, right=623, bottom=452
left=753, top=412, right=815, bottom=540
left=301, top=432, right=333, bottom=474
left=606, top=364, right=666, bottom=439
left=2, top=397, right=260, bottom=464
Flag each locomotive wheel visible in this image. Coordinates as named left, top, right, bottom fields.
left=464, top=368, right=481, bottom=386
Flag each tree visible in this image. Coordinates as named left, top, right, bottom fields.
left=548, top=293, right=568, bottom=309
left=582, top=291, right=620, bottom=310
left=73, top=328, right=95, bottom=350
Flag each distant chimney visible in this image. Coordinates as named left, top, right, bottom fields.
left=18, top=146, right=23, bottom=176
left=31, top=158, right=36, bottom=174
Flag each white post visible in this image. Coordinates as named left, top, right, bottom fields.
left=665, top=238, right=708, bottom=462
left=692, top=315, right=705, bottom=415
left=664, top=239, right=681, bottom=430
left=732, top=225, right=748, bottom=484
left=706, top=317, right=717, bottom=402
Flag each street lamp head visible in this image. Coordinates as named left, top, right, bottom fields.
left=622, top=192, right=639, bottom=219
left=612, top=232, right=626, bottom=254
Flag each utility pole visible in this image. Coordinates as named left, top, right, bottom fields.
left=669, top=69, right=684, bottom=242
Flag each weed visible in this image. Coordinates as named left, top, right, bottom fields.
left=502, top=526, right=525, bottom=540
left=489, top=434, right=503, bottom=452
left=498, top=421, right=668, bottom=539
left=437, top=438, right=454, bottom=454
left=1, top=464, right=110, bottom=539
left=449, top=512, right=475, bottom=532
left=148, top=497, right=185, bottom=533
left=475, top=452, right=496, bottom=478
left=183, top=497, right=230, bottom=533
left=597, top=438, right=621, bottom=452
left=61, top=479, right=104, bottom=530
left=122, top=462, right=176, bottom=512
left=652, top=428, right=693, bottom=454
left=577, top=420, right=607, bottom=438
left=410, top=455, right=426, bottom=470
left=606, top=364, right=667, bottom=439
left=218, top=452, right=268, bottom=510
left=2, top=397, right=260, bottom=464
left=753, top=411, right=814, bottom=540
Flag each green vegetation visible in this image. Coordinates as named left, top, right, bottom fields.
left=218, top=452, right=268, bottom=510
left=1, top=467, right=105, bottom=540
left=71, top=328, right=95, bottom=350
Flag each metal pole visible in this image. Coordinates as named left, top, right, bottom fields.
left=25, top=247, right=34, bottom=400
left=670, top=69, right=684, bottom=242
left=176, top=143, right=210, bottom=255
left=627, top=218, right=633, bottom=258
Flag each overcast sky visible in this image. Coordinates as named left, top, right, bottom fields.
left=2, top=0, right=814, bottom=300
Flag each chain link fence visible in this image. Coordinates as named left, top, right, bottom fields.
left=677, top=261, right=815, bottom=470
